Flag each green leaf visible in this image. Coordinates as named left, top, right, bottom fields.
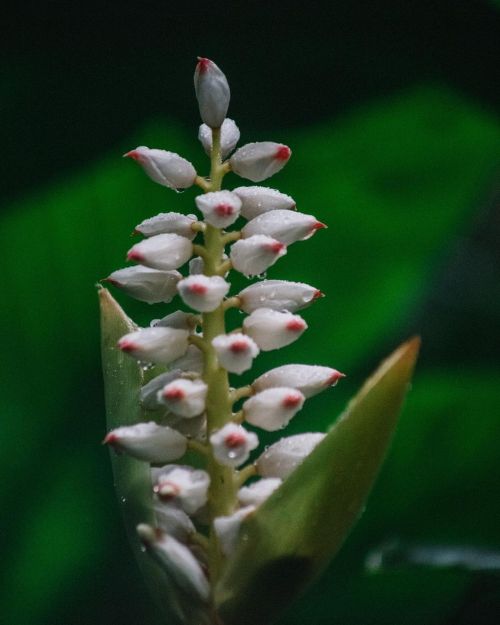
left=216, top=337, right=420, bottom=625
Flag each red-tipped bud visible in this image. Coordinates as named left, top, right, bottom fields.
left=209, top=423, right=259, bottom=467
left=159, top=378, right=208, bottom=418
left=230, top=235, right=287, bottom=277
left=212, top=333, right=259, bottom=374
left=243, top=308, right=308, bottom=351
left=124, top=146, right=197, bottom=190
left=242, top=209, right=326, bottom=245
left=105, top=266, right=181, bottom=304
left=177, top=275, right=230, bottom=312
left=127, top=233, right=193, bottom=271
left=243, top=387, right=305, bottom=431
left=238, top=279, right=322, bottom=314
left=253, top=364, right=345, bottom=398
left=195, top=190, right=241, bottom=228
left=230, top=142, right=292, bottom=182
left=194, top=57, right=230, bottom=128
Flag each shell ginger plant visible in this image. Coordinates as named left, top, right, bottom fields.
left=99, top=58, right=420, bottom=625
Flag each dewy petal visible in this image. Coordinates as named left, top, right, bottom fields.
left=124, top=147, right=197, bottom=189
left=127, top=233, right=193, bottom=271
left=233, top=186, right=296, bottom=220
left=177, top=275, right=230, bottom=312
left=105, top=266, right=181, bottom=304
left=140, top=369, right=183, bottom=411
left=210, top=423, right=259, bottom=468
left=152, top=465, right=210, bottom=515
left=256, top=432, right=326, bottom=479
left=137, top=524, right=210, bottom=601
left=243, top=387, right=305, bottom=431
left=252, top=364, right=345, bottom=398
left=238, top=279, right=323, bottom=313
left=118, top=327, right=189, bottom=365
left=213, top=506, right=256, bottom=556
left=150, top=310, right=198, bottom=332
left=159, top=378, right=208, bottom=418
left=242, top=209, right=326, bottom=245
left=195, top=190, right=242, bottom=228
left=230, top=235, right=286, bottom=277
left=104, top=422, right=187, bottom=463
left=135, top=212, right=198, bottom=240
left=198, top=118, right=240, bottom=158
left=243, top=308, right=307, bottom=351
left=194, top=57, right=230, bottom=128
left=212, top=333, right=259, bottom=374
left=237, top=477, right=282, bottom=507
left=229, top=142, right=291, bottom=182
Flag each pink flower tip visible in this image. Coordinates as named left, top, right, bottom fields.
left=103, top=432, right=118, bottom=445
left=274, top=145, right=291, bottom=161
left=313, top=290, right=325, bottom=300
left=188, top=283, right=208, bottom=295
left=118, top=339, right=136, bottom=353
left=230, top=339, right=250, bottom=353
left=225, top=433, right=246, bottom=448
left=266, top=241, right=286, bottom=254
left=327, top=370, right=346, bottom=386
left=313, top=221, right=327, bottom=230
left=123, top=149, right=141, bottom=161
left=286, top=319, right=306, bottom=332
left=196, top=57, right=212, bottom=73
left=215, top=203, right=235, bottom=217
left=127, top=249, right=144, bottom=262
left=282, top=393, right=302, bottom=408
left=163, top=387, right=185, bottom=401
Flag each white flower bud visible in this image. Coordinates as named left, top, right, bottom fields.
left=124, top=147, right=197, bottom=189
left=127, top=233, right=193, bottom=271
left=152, top=465, right=210, bottom=515
left=199, top=118, right=240, bottom=158
left=253, top=364, right=345, bottom=398
left=177, top=275, right=230, bottom=312
left=212, top=333, right=259, bottom=374
left=137, top=524, right=210, bottom=601
left=229, top=142, right=291, bottom=182
left=150, top=310, right=198, bottom=332
left=242, top=209, right=326, bottom=245
left=140, top=370, right=183, bottom=411
left=237, top=478, right=282, bottom=507
left=195, top=190, right=242, bottom=228
left=171, top=413, right=207, bottom=440
left=243, top=387, right=305, bottom=431
left=233, top=186, right=296, bottom=220
left=194, top=57, right=230, bottom=128
left=256, top=432, right=325, bottom=479
left=242, top=308, right=307, bottom=351
left=154, top=503, right=195, bottom=542
left=214, top=506, right=255, bottom=556
left=170, top=344, right=204, bottom=374
left=104, top=422, right=187, bottom=463
left=135, top=212, right=198, bottom=240
left=238, top=279, right=323, bottom=313
left=118, top=327, right=189, bottom=365
left=105, top=266, right=181, bottom=304
left=159, top=378, right=207, bottom=418
left=210, top=423, right=259, bottom=467
left=230, top=235, right=286, bottom=277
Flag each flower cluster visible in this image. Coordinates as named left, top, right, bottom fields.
left=103, top=58, right=344, bottom=606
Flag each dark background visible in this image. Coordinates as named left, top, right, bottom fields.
left=1, top=2, right=499, bottom=624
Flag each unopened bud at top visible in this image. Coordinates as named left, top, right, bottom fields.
left=177, top=275, right=230, bottom=312
left=118, top=327, right=189, bottom=365
left=194, top=57, right=230, bottom=128
left=195, top=190, right=241, bottom=228
left=238, top=279, right=323, bottom=313
left=243, top=308, right=307, bottom=351
left=253, top=364, right=345, bottom=398
left=104, top=422, right=187, bottom=463
left=124, top=147, right=197, bottom=190
left=127, top=233, right=193, bottom=271
left=243, top=387, right=305, bottom=431
left=105, top=266, right=181, bottom=304
left=242, top=209, right=326, bottom=245
left=233, top=186, right=296, bottom=220
left=212, top=333, right=259, bottom=374
left=135, top=212, right=198, bottom=240
left=256, top=432, right=325, bottom=479
left=230, top=235, right=286, bottom=277
left=210, top=423, right=259, bottom=467
left=199, top=118, right=240, bottom=158
left=230, top=142, right=291, bottom=182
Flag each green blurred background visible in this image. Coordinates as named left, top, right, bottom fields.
left=1, top=2, right=499, bottom=624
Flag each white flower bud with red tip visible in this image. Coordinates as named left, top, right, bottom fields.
left=194, top=57, right=230, bottom=128
left=159, top=378, right=208, bottom=418
left=243, top=308, right=307, bottom=351
left=233, top=186, right=296, bottom=220
left=238, top=279, right=323, bottom=313
left=170, top=344, right=204, bottom=374
left=243, top=387, right=305, bottom=431
left=230, top=235, right=286, bottom=277
left=104, top=422, right=187, bottom=463
left=135, top=212, right=198, bottom=240
left=195, top=190, right=241, bottom=228
left=105, top=266, right=181, bottom=304
left=152, top=465, right=210, bottom=515
left=242, top=209, right=326, bottom=245
left=238, top=478, right=282, bottom=507
left=199, top=118, right=240, bottom=158
left=253, top=364, right=345, bottom=398
left=151, top=311, right=198, bottom=332
left=127, top=233, right=193, bottom=271
left=137, top=524, right=210, bottom=601
left=229, top=142, right=291, bottom=182
left=212, top=333, right=259, bottom=374
left=177, top=275, right=230, bottom=312
left=124, top=147, right=197, bottom=190
left=210, top=423, right=259, bottom=467
left=140, top=370, right=183, bottom=411
left=154, top=503, right=195, bottom=542
left=214, top=506, right=256, bottom=556
left=256, top=432, right=325, bottom=479
left=118, top=327, right=189, bottom=365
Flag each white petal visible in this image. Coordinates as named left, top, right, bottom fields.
left=170, top=344, right=204, bottom=374
left=243, top=387, right=305, bottom=431
left=256, top=432, right=325, bottom=478
left=125, top=147, right=197, bottom=189
left=177, top=275, right=230, bottom=312
left=194, top=57, right=230, bottom=128
left=104, top=422, right=187, bottom=463
left=213, top=506, right=255, bottom=556
left=237, top=478, right=282, bottom=507
left=154, top=503, right=195, bottom=542
left=118, top=327, right=189, bottom=365
left=198, top=118, right=240, bottom=158
left=238, top=279, right=323, bottom=313
left=233, top=186, right=296, bottom=220
left=140, top=370, right=183, bottom=411
left=153, top=465, right=210, bottom=515
left=150, top=310, right=198, bottom=331
left=243, top=308, right=307, bottom=351
left=195, top=190, right=241, bottom=228
left=242, top=209, right=326, bottom=245
left=230, top=142, right=291, bottom=182
left=212, top=333, right=259, bottom=374
left=230, top=235, right=286, bottom=277
left=252, top=364, right=345, bottom=398
left=210, top=423, right=259, bottom=468
left=106, top=266, right=181, bottom=304
left=135, top=212, right=198, bottom=239
left=127, top=233, right=193, bottom=271
left=159, top=378, right=208, bottom=418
